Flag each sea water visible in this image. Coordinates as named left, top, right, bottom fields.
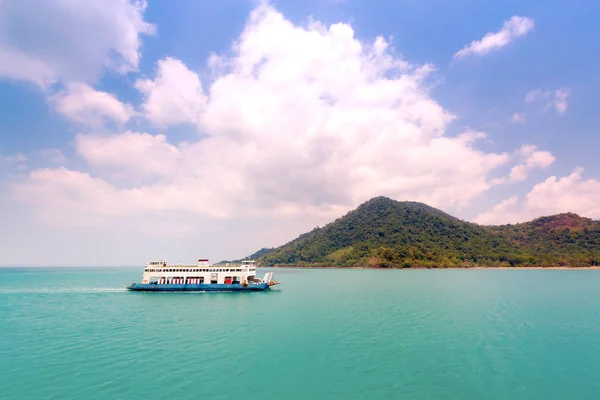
left=1, top=267, right=600, bottom=399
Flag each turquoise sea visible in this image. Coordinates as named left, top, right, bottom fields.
left=2, top=267, right=600, bottom=399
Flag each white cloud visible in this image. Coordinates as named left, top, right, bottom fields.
left=454, top=16, right=534, bottom=59
left=15, top=4, right=520, bottom=250
left=74, top=131, right=182, bottom=180
left=474, top=196, right=519, bottom=225
left=475, top=169, right=600, bottom=224
left=508, top=145, right=555, bottom=182
left=0, top=0, right=155, bottom=86
left=510, top=113, right=525, bottom=123
left=525, top=89, right=548, bottom=103
left=12, top=167, right=233, bottom=223
left=525, top=88, right=570, bottom=115
left=51, top=83, right=134, bottom=126
left=553, top=88, right=570, bottom=115
left=135, top=57, right=207, bottom=127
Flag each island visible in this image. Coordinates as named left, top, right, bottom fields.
left=233, top=197, right=600, bottom=269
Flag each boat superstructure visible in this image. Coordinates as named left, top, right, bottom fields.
left=126, top=259, right=279, bottom=292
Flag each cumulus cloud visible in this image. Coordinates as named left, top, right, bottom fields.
left=454, top=16, right=534, bottom=59
left=508, top=145, right=555, bottom=182
left=135, top=58, right=207, bottom=127
left=16, top=4, right=517, bottom=235
left=51, top=83, right=134, bottom=126
left=0, top=0, right=155, bottom=86
left=474, top=196, right=519, bottom=225
left=525, top=88, right=570, bottom=115
left=73, top=131, right=184, bottom=181
left=475, top=169, right=600, bottom=224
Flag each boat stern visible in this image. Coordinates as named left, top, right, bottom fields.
left=262, top=272, right=281, bottom=287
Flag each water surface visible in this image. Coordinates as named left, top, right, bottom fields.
left=1, top=267, right=599, bottom=399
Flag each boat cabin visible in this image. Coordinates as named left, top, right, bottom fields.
left=141, top=259, right=258, bottom=285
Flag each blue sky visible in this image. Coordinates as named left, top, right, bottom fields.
left=0, top=0, right=599, bottom=266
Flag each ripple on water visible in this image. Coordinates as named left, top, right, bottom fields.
left=2, top=268, right=600, bottom=400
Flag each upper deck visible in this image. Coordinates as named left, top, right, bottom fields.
left=144, top=259, right=255, bottom=272
left=141, top=259, right=258, bottom=284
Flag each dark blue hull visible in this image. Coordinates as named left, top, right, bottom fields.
left=126, top=282, right=270, bottom=292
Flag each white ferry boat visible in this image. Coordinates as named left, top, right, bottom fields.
left=126, top=259, right=279, bottom=292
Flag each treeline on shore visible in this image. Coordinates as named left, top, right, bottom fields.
left=248, top=197, right=600, bottom=268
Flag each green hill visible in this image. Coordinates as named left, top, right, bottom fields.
left=254, top=197, right=600, bottom=268
left=486, top=213, right=600, bottom=267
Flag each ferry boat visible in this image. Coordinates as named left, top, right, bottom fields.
left=126, top=259, right=279, bottom=292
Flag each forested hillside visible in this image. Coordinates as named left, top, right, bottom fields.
left=253, top=197, right=600, bottom=268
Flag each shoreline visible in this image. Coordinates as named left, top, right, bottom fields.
left=264, top=265, right=600, bottom=270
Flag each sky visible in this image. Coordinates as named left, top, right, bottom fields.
left=1, top=0, right=599, bottom=266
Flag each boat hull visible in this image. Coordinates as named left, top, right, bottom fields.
left=126, top=282, right=270, bottom=292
